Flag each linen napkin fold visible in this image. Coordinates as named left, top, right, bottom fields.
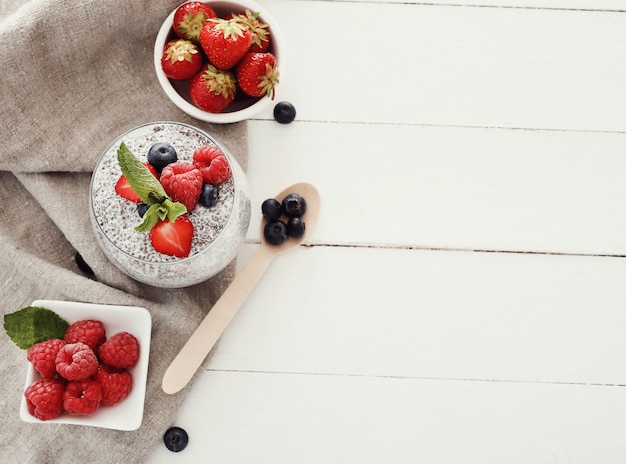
left=0, top=1, right=248, bottom=462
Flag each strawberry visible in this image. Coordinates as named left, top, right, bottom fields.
left=159, top=162, right=204, bottom=211
left=161, top=39, right=203, bottom=80
left=115, top=163, right=158, bottom=203
left=149, top=215, right=194, bottom=258
left=173, top=1, right=216, bottom=43
left=236, top=52, right=279, bottom=99
left=199, top=18, right=252, bottom=70
left=189, top=64, right=237, bottom=113
left=193, top=145, right=232, bottom=185
left=228, top=9, right=270, bottom=53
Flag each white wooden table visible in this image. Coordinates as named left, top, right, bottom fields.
left=148, top=1, right=626, bottom=461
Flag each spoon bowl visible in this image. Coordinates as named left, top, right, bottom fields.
left=163, top=183, right=320, bottom=394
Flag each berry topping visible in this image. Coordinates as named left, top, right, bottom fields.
left=160, top=162, right=204, bottom=211
left=173, top=1, right=216, bottom=43
left=199, top=183, right=218, bottom=208
left=261, top=198, right=282, bottom=220
left=264, top=220, right=288, bottom=245
left=64, top=319, right=106, bottom=351
left=161, top=39, right=203, bottom=81
left=274, top=101, right=296, bottom=124
left=98, top=331, right=140, bottom=369
left=236, top=51, right=279, bottom=99
left=192, top=145, right=232, bottom=184
left=164, top=426, right=190, bottom=452
left=55, top=342, right=99, bottom=381
left=63, top=380, right=102, bottom=415
left=115, top=162, right=159, bottom=203
left=148, top=142, right=178, bottom=174
left=24, top=378, right=65, bottom=421
left=137, top=202, right=150, bottom=217
left=282, top=193, right=307, bottom=217
left=200, top=17, right=252, bottom=70
left=94, top=365, right=132, bottom=406
left=149, top=215, right=195, bottom=258
left=287, top=216, right=306, bottom=239
left=189, top=64, right=237, bottom=113
left=27, top=339, right=66, bottom=378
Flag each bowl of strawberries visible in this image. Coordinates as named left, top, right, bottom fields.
left=154, top=1, right=284, bottom=123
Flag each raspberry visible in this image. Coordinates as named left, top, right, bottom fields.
left=55, top=342, right=99, bottom=381
left=192, top=145, right=232, bottom=185
left=64, top=319, right=106, bottom=351
left=94, top=365, right=132, bottom=406
left=159, top=162, right=204, bottom=211
left=24, top=378, right=65, bottom=421
left=27, top=339, right=66, bottom=378
left=98, top=332, right=139, bottom=369
left=63, top=380, right=102, bottom=415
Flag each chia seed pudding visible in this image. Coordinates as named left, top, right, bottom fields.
left=90, top=122, right=251, bottom=288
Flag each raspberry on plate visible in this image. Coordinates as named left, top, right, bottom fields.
left=55, top=342, right=99, bottom=381
left=27, top=339, right=66, bottom=378
left=98, top=332, right=140, bottom=369
left=64, top=319, right=106, bottom=351
left=63, top=380, right=102, bottom=415
left=24, top=378, right=65, bottom=421
left=94, top=365, right=132, bottom=406
left=192, top=145, right=232, bottom=185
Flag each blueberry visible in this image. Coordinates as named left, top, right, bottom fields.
left=273, top=101, right=296, bottom=124
left=74, top=252, right=94, bottom=276
left=137, top=202, right=150, bottom=217
left=281, top=193, right=307, bottom=218
left=199, top=183, right=218, bottom=208
left=163, top=426, right=189, bottom=452
left=287, top=217, right=305, bottom=239
left=264, top=220, right=288, bottom=245
left=261, top=198, right=282, bottom=220
left=147, top=143, right=177, bottom=173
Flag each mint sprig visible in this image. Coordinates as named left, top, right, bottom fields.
left=117, top=142, right=187, bottom=231
left=4, top=306, right=69, bottom=350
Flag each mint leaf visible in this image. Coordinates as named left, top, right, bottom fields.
left=117, top=142, right=168, bottom=205
left=4, top=306, right=69, bottom=349
left=163, top=199, right=187, bottom=222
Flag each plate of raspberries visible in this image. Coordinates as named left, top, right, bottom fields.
left=8, top=300, right=151, bottom=431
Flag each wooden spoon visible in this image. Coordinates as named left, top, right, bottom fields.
left=162, top=182, right=320, bottom=394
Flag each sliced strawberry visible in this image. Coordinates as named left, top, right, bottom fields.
left=149, top=215, right=194, bottom=258
left=114, top=163, right=158, bottom=203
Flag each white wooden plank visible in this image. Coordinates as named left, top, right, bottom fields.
left=301, top=0, right=626, bottom=11
left=147, top=371, right=626, bottom=463
left=221, top=245, right=626, bottom=385
left=245, top=120, right=626, bottom=255
left=260, top=0, right=626, bottom=131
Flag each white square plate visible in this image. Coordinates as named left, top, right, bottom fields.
left=20, top=300, right=152, bottom=431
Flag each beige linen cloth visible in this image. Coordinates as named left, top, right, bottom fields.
left=0, top=1, right=248, bottom=462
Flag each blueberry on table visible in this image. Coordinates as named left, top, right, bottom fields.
left=287, top=216, right=306, bottom=239
left=199, top=183, right=218, bottom=208
left=74, top=252, right=94, bottom=276
left=147, top=142, right=178, bottom=173
left=273, top=101, right=296, bottom=124
left=163, top=426, right=189, bottom=452
left=264, top=220, right=288, bottom=245
left=281, top=193, right=307, bottom=217
left=261, top=198, right=282, bottom=220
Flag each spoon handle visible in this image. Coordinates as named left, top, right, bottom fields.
left=162, top=245, right=276, bottom=394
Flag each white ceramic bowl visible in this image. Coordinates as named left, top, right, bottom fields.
left=20, top=300, right=152, bottom=431
left=154, top=0, right=285, bottom=123
left=90, top=121, right=251, bottom=288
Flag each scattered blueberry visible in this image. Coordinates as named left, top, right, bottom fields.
left=137, top=202, right=150, bottom=217
left=163, top=426, right=189, bottom=452
left=199, top=183, right=218, bottom=208
left=147, top=143, right=178, bottom=173
left=264, top=220, right=288, bottom=245
left=273, top=101, right=296, bottom=124
left=261, top=198, right=282, bottom=220
left=282, top=193, right=307, bottom=217
left=74, top=252, right=94, bottom=276
left=287, top=217, right=306, bottom=239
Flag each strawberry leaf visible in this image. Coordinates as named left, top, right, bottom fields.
left=4, top=306, right=69, bottom=350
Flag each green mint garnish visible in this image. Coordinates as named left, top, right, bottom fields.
left=117, top=142, right=187, bottom=231
left=4, top=306, right=70, bottom=350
